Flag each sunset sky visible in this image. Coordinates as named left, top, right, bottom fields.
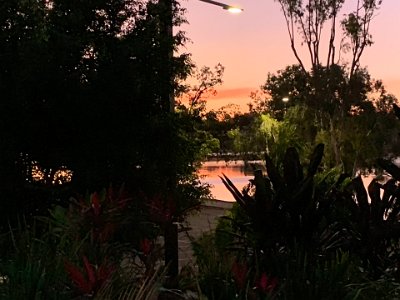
left=179, top=0, right=400, bottom=111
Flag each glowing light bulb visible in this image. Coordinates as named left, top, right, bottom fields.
left=226, top=7, right=243, bottom=13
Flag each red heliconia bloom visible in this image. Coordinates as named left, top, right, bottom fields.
left=256, top=272, right=278, bottom=294
left=232, top=260, right=248, bottom=290
left=64, top=256, right=114, bottom=296
left=140, top=238, right=153, bottom=256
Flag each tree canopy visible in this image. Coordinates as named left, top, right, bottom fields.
left=274, top=0, right=382, bottom=76
left=0, top=0, right=205, bottom=220
left=240, top=0, right=400, bottom=174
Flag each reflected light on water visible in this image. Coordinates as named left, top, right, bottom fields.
left=199, top=161, right=263, bottom=202
left=199, top=161, right=383, bottom=203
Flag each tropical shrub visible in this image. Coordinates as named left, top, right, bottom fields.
left=0, top=186, right=177, bottom=299
left=209, top=140, right=400, bottom=299
left=191, top=231, right=237, bottom=299
left=217, top=144, right=356, bottom=298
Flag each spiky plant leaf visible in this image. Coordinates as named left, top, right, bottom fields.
left=264, top=152, right=284, bottom=190
left=377, top=158, right=400, bottom=181
left=283, top=147, right=303, bottom=188
left=368, top=179, right=383, bottom=223
left=306, top=143, right=324, bottom=177
left=381, top=179, right=396, bottom=206
left=219, top=174, right=252, bottom=209
left=352, top=176, right=369, bottom=215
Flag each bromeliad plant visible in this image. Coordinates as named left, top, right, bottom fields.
left=47, top=187, right=133, bottom=258
left=43, top=186, right=167, bottom=298
left=44, top=188, right=123, bottom=297
left=63, top=255, right=114, bottom=297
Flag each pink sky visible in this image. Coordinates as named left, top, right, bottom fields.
left=179, top=0, right=400, bottom=111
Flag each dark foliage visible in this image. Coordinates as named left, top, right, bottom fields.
left=220, top=137, right=400, bottom=296
left=0, top=0, right=198, bottom=226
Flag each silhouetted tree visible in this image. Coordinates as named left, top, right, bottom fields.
left=243, top=0, right=399, bottom=174
left=0, top=0, right=201, bottom=223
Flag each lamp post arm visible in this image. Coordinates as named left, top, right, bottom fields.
left=198, top=0, right=243, bottom=11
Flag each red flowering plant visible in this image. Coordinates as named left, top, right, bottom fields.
left=231, top=259, right=278, bottom=299
left=254, top=272, right=278, bottom=297
left=137, top=237, right=162, bottom=276
left=44, top=186, right=156, bottom=295
left=43, top=185, right=134, bottom=260
left=74, top=186, right=131, bottom=244
left=64, top=255, right=114, bottom=297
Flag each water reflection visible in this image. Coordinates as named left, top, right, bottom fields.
left=199, top=160, right=381, bottom=202
left=199, top=161, right=264, bottom=202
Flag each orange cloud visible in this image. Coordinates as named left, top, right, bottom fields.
left=204, top=78, right=400, bottom=112
left=206, top=87, right=256, bottom=111
left=214, top=87, right=254, bottom=99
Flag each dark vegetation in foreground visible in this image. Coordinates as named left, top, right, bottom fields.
left=2, top=114, right=400, bottom=299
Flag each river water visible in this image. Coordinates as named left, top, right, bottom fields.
left=199, top=160, right=379, bottom=202
left=198, top=160, right=264, bottom=201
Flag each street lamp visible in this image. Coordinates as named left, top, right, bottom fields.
left=282, top=96, right=289, bottom=116
left=159, top=0, right=243, bottom=113
left=198, top=0, right=243, bottom=13
left=160, top=0, right=243, bottom=279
